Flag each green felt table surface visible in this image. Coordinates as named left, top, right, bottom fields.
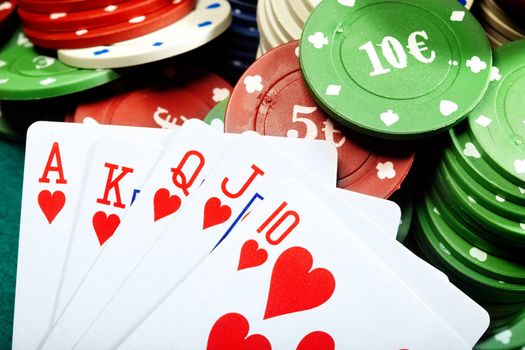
left=0, top=139, right=24, bottom=350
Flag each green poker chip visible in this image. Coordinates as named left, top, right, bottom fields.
left=450, top=123, right=525, bottom=206
left=443, top=148, right=525, bottom=222
left=468, top=40, right=525, bottom=185
left=300, top=0, right=492, bottom=139
left=203, top=97, right=228, bottom=132
left=429, top=179, right=522, bottom=261
left=0, top=29, right=119, bottom=100
left=414, top=195, right=525, bottom=304
left=422, top=180, right=525, bottom=284
left=437, top=160, right=525, bottom=248
left=476, top=310, right=525, bottom=350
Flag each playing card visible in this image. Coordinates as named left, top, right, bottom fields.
left=52, top=136, right=168, bottom=322
left=68, top=132, right=402, bottom=349
left=12, top=122, right=173, bottom=350
left=119, top=179, right=478, bottom=349
left=41, top=120, right=338, bottom=349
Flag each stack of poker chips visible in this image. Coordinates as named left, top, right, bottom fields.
left=409, top=41, right=525, bottom=340
left=473, top=0, right=525, bottom=48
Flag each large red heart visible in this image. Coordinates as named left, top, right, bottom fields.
left=92, top=211, right=120, bottom=246
left=207, top=313, right=271, bottom=350
left=38, top=190, right=66, bottom=224
left=203, top=197, right=231, bottom=230
left=296, top=331, right=335, bottom=350
left=264, top=247, right=335, bottom=320
left=153, top=188, right=182, bottom=222
left=238, top=239, right=268, bottom=271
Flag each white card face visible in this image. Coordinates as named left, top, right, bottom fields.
left=53, top=137, right=167, bottom=320
left=42, top=121, right=339, bottom=349
left=303, top=187, right=489, bottom=347
left=120, top=180, right=471, bottom=349
left=68, top=132, right=401, bottom=350
left=12, top=122, right=173, bottom=350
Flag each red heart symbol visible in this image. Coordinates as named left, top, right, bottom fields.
left=207, top=313, right=271, bottom=350
left=203, top=197, right=232, bottom=230
left=92, top=211, right=120, bottom=246
left=264, top=247, right=335, bottom=320
left=153, top=188, right=182, bottom=222
left=38, top=190, right=66, bottom=224
left=238, top=239, right=268, bottom=271
left=297, top=331, right=335, bottom=350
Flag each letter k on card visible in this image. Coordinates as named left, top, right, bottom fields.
left=53, top=137, right=166, bottom=320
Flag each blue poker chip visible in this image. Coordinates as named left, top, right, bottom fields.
left=223, top=47, right=257, bottom=61
left=228, top=23, right=259, bottom=39
left=231, top=7, right=257, bottom=26
left=228, top=0, right=256, bottom=13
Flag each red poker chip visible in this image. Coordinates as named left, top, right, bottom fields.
left=73, top=68, right=232, bottom=128
left=18, top=0, right=175, bottom=33
left=18, top=0, right=128, bottom=14
left=0, top=0, right=17, bottom=28
left=224, top=40, right=416, bottom=199
left=22, top=0, right=196, bottom=49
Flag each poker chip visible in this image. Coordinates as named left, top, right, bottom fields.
left=414, top=195, right=525, bottom=305
left=300, top=0, right=492, bottom=139
left=431, top=166, right=525, bottom=283
left=256, top=0, right=477, bottom=56
left=473, top=0, right=525, bottom=48
left=410, top=41, right=525, bottom=335
left=225, top=41, right=415, bottom=198
left=23, top=0, right=197, bottom=49
left=18, top=0, right=128, bottom=13
left=429, top=180, right=522, bottom=263
left=203, top=96, right=227, bottom=131
left=57, top=0, right=232, bottom=69
left=0, top=29, right=119, bottom=100
left=207, top=0, right=259, bottom=83
left=450, top=124, right=525, bottom=206
left=439, top=163, right=525, bottom=248
left=18, top=0, right=176, bottom=33
left=73, top=68, right=231, bottom=128
left=463, top=0, right=476, bottom=9
left=475, top=310, right=525, bottom=349
left=255, top=0, right=312, bottom=55
left=443, top=148, right=524, bottom=222
left=467, top=40, right=525, bottom=186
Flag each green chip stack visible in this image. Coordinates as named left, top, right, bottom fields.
left=411, top=40, right=525, bottom=346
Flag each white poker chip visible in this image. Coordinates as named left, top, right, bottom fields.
left=269, top=0, right=301, bottom=40
left=57, top=0, right=232, bottom=69
left=256, top=0, right=280, bottom=52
